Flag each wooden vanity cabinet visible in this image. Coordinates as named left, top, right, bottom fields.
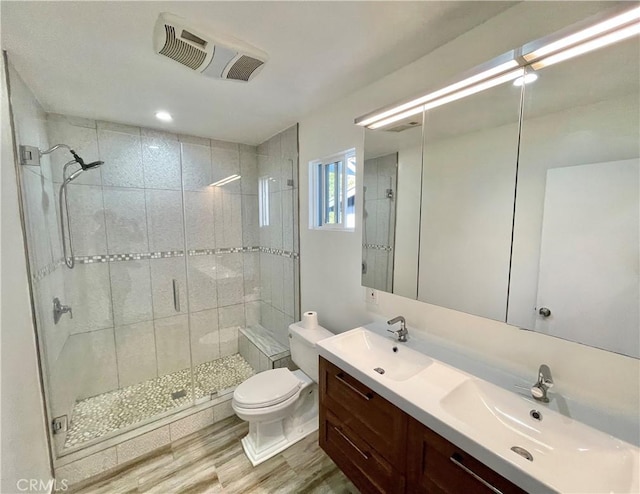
left=406, top=416, right=527, bottom=494
left=319, top=357, right=527, bottom=494
left=319, top=357, right=406, bottom=494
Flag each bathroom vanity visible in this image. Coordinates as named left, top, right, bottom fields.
left=319, top=357, right=525, bottom=494
left=317, top=327, right=640, bottom=494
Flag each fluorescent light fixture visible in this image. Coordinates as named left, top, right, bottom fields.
left=155, top=111, right=173, bottom=122
left=357, top=59, right=519, bottom=127
left=210, top=174, right=241, bottom=187
left=513, top=73, right=539, bottom=86
left=531, top=22, right=640, bottom=70
left=369, top=68, right=524, bottom=130
left=367, top=106, right=424, bottom=130
left=523, top=6, right=640, bottom=62
left=360, top=6, right=640, bottom=132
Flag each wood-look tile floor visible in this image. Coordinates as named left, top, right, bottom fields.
left=71, top=416, right=359, bottom=494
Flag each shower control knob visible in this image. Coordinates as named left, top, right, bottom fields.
left=538, top=307, right=551, bottom=318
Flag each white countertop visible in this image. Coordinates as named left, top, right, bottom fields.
left=317, top=324, right=640, bottom=494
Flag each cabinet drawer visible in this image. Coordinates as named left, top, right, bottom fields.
left=320, top=409, right=405, bottom=494
left=407, top=417, right=526, bottom=494
left=319, top=357, right=406, bottom=468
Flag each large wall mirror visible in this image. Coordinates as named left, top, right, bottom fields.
left=361, top=6, right=640, bottom=358
left=417, top=73, right=521, bottom=321
left=363, top=122, right=423, bottom=298
left=508, top=36, right=639, bottom=358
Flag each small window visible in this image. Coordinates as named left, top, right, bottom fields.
left=309, top=149, right=356, bottom=230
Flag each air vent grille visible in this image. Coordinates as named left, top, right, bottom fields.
left=159, top=25, right=207, bottom=70
left=226, top=55, right=264, bottom=81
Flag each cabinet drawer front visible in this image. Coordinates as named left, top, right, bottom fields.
left=321, top=409, right=404, bottom=494
left=320, top=357, right=406, bottom=467
left=407, top=418, right=526, bottom=494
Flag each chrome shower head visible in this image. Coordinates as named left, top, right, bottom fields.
left=70, top=150, right=103, bottom=170
left=83, top=160, right=104, bottom=170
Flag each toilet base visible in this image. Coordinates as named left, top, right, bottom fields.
left=239, top=381, right=319, bottom=466
left=240, top=415, right=318, bottom=466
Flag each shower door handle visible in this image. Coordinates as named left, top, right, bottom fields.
left=172, top=279, right=181, bottom=312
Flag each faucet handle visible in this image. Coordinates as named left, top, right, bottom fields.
left=538, top=364, right=554, bottom=387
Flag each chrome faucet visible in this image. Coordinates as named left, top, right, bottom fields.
left=530, top=364, right=554, bottom=403
left=387, top=316, right=408, bottom=342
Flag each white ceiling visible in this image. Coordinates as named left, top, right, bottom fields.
left=1, top=1, right=515, bottom=145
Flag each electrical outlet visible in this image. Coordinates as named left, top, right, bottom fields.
left=365, top=287, right=378, bottom=305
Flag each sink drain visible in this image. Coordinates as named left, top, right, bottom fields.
left=530, top=409, right=543, bottom=421
left=511, top=446, right=533, bottom=461
left=374, top=367, right=385, bottom=375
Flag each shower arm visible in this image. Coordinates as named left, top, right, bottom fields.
left=40, top=143, right=72, bottom=156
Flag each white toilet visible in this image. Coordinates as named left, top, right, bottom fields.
left=232, top=322, right=332, bottom=466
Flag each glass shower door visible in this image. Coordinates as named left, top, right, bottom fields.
left=47, top=122, right=198, bottom=455
left=181, top=137, right=254, bottom=403
left=6, top=58, right=200, bottom=458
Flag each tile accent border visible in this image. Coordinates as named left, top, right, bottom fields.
left=259, top=247, right=300, bottom=259
left=363, top=243, right=393, bottom=252
left=33, top=246, right=299, bottom=282
left=74, top=250, right=185, bottom=264
left=188, top=247, right=259, bottom=256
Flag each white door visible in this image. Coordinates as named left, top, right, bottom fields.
left=535, top=159, right=639, bottom=357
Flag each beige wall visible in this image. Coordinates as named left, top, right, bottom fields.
left=298, top=1, right=639, bottom=442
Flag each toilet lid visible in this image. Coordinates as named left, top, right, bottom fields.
left=234, top=368, right=301, bottom=409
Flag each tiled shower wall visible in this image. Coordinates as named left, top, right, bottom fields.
left=256, top=126, right=300, bottom=346
left=362, top=153, right=397, bottom=292
left=39, top=114, right=263, bottom=424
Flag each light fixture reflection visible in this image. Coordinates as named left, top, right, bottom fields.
left=513, top=73, right=539, bottom=87
left=210, top=174, right=241, bottom=187
left=369, top=68, right=524, bottom=130
left=356, top=59, right=519, bottom=127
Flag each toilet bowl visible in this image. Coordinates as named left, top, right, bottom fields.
left=232, top=322, right=332, bottom=466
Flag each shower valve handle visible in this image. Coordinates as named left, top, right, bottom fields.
left=53, top=297, right=73, bottom=324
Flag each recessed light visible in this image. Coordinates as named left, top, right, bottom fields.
left=155, top=111, right=173, bottom=122
left=513, top=73, right=539, bottom=86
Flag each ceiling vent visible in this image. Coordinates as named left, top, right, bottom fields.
left=153, top=13, right=267, bottom=82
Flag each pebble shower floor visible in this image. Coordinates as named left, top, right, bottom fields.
left=64, top=354, right=254, bottom=448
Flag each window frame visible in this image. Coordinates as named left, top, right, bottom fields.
left=309, top=148, right=356, bottom=231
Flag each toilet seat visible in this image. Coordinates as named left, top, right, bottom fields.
left=233, top=368, right=302, bottom=409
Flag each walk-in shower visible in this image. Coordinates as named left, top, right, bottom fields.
left=7, top=56, right=300, bottom=482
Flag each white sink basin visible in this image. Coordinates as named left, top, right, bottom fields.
left=319, top=327, right=432, bottom=381
left=441, top=379, right=639, bottom=493
left=317, top=327, right=640, bottom=493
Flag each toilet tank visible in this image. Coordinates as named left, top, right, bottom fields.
left=289, top=323, right=333, bottom=381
